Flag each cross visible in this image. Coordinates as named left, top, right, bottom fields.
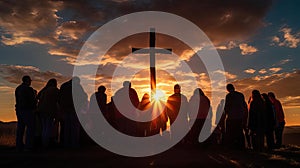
left=132, top=28, right=172, bottom=97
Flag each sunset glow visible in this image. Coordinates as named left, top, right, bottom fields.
left=0, top=0, right=299, bottom=127
left=152, top=89, right=167, bottom=102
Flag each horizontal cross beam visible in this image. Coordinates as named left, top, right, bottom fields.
left=132, top=48, right=172, bottom=54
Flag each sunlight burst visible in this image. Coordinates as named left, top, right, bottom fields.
left=152, top=89, right=166, bottom=102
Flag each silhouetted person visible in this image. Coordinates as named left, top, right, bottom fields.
left=113, top=81, right=139, bottom=136
left=164, top=84, right=188, bottom=142
left=89, top=85, right=107, bottom=119
left=268, top=92, right=285, bottom=148
left=248, top=90, right=266, bottom=152
left=59, top=77, right=87, bottom=148
left=138, top=93, right=152, bottom=136
left=261, top=93, right=276, bottom=150
left=215, top=99, right=225, bottom=145
left=224, top=84, right=248, bottom=150
left=96, top=86, right=107, bottom=114
left=15, top=75, right=37, bottom=151
left=37, top=78, right=59, bottom=148
left=85, top=85, right=108, bottom=145
left=188, top=88, right=211, bottom=145
left=108, top=97, right=118, bottom=129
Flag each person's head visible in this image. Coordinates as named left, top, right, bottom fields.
left=220, top=99, right=225, bottom=104
left=72, top=76, right=80, bottom=84
left=194, top=88, right=204, bottom=96
left=261, top=93, right=270, bottom=102
left=174, top=84, right=181, bottom=94
left=252, top=90, right=261, bottom=100
left=123, top=81, right=131, bottom=88
left=268, top=92, right=276, bottom=100
left=22, top=75, right=32, bottom=86
left=226, top=84, right=235, bottom=92
left=142, top=93, right=150, bottom=100
left=98, top=85, right=106, bottom=93
left=46, top=78, right=57, bottom=88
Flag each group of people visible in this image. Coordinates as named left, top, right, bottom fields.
left=15, top=76, right=88, bottom=151
left=15, top=75, right=285, bottom=152
left=215, top=84, right=285, bottom=151
left=88, top=82, right=212, bottom=145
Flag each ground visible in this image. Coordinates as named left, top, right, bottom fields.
left=0, top=144, right=300, bottom=168
left=1, top=122, right=300, bottom=167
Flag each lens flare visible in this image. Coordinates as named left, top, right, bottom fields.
left=152, top=89, right=166, bottom=102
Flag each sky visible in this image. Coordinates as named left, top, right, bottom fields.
left=0, top=0, right=299, bottom=125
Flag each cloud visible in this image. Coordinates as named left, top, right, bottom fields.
left=259, top=69, right=267, bottom=74
left=0, top=85, right=15, bottom=94
left=272, top=27, right=300, bottom=48
left=216, top=41, right=237, bottom=50
left=0, top=64, right=69, bottom=90
left=239, top=43, right=258, bottom=55
left=48, top=46, right=79, bottom=61
left=55, top=21, right=95, bottom=41
left=181, top=47, right=203, bottom=61
left=213, top=70, right=237, bottom=80
left=279, top=59, right=292, bottom=65
left=269, top=67, right=282, bottom=73
left=0, top=0, right=272, bottom=65
left=232, top=70, right=300, bottom=107
left=280, top=96, right=300, bottom=107
left=272, top=36, right=280, bottom=43
left=244, top=68, right=256, bottom=74
left=0, top=0, right=62, bottom=45
left=0, top=0, right=99, bottom=64
left=129, top=0, right=272, bottom=44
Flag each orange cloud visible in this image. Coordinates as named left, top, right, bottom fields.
left=0, top=1, right=62, bottom=45
left=0, top=64, right=69, bottom=90
left=258, top=68, right=267, bottom=74
left=0, top=0, right=272, bottom=65
left=233, top=70, right=300, bottom=106
left=269, top=67, right=282, bottom=73
left=55, top=21, right=95, bottom=41
left=216, top=41, right=237, bottom=50
left=239, top=43, right=258, bottom=55
left=244, top=68, right=256, bottom=74
left=272, top=27, right=300, bottom=48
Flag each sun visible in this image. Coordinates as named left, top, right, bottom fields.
left=152, top=89, right=166, bottom=102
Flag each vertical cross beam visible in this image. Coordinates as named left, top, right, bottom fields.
left=132, top=28, right=172, bottom=99
left=149, top=28, right=156, bottom=94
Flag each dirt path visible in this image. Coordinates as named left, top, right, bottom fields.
left=1, top=145, right=300, bottom=168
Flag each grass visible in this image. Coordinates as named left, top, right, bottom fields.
left=0, top=122, right=300, bottom=167
left=0, top=121, right=16, bottom=147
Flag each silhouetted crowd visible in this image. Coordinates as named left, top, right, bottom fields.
left=15, top=76, right=285, bottom=152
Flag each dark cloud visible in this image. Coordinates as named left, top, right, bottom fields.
left=109, top=0, right=272, bottom=43
left=0, top=64, right=70, bottom=90
left=232, top=70, right=300, bottom=107
left=0, top=0, right=272, bottom=63
left=0, top=0, right=62, bottom=45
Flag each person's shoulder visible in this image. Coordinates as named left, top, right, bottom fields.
left=60, top=82, right=67, bottom=89
left=48, top=86, right=58, bottom=90
left=181, top=94, right=188, bottom=99
left=15, top=84, right=23, bottom=90
left=189, top=94, right=197, bottom=101
left=167, top=94, right=176, bottom=100
left=204, top=95, right=210, bottom=102
left=129, top=88, right=138, bottom=93
left=61, top=80, right=71, bottom=87
left=235, top=91, right=245, bottom=97
left=225, top=92, right=232, bottom=98
left=90, top=92, right=97, bottom=98
left=170, top=93, right=178, bottom=98
left=26, top=85, right=34, bottom=92
left=275, top=98, right=282, bottom=104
